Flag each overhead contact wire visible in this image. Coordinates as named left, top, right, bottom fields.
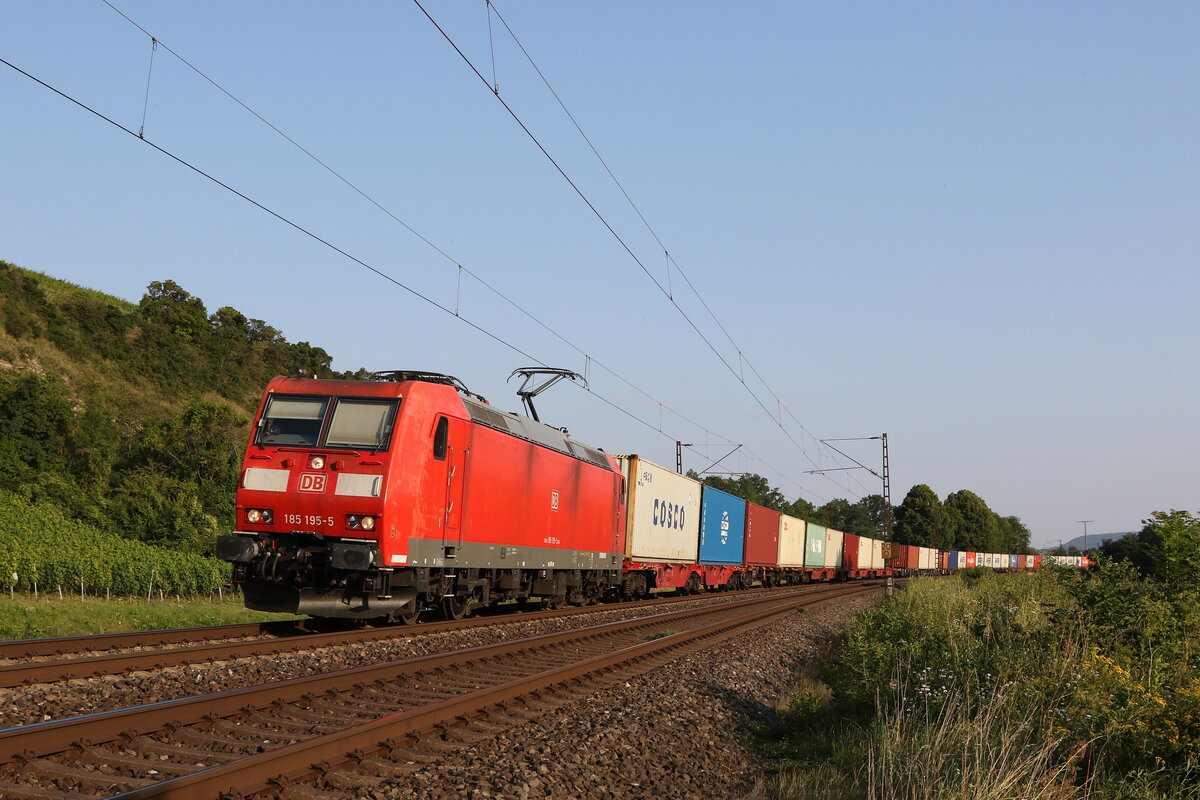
left=489, top=2, right=847, bottom=477
left=98, top=0, right=748, bottom=461
left=1, top=56, right=743, bottom=458
left=420, top=1, right=862, bottom=494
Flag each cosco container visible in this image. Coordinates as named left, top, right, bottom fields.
left=618, top=455, right=700, bottom=563
left=744, top=502, right=781, bottom=566
left=698, top=486, right=746, bottom=565
left=824, top=527, right=843, bottom=568
left=778, top=513, right=808, bottom=568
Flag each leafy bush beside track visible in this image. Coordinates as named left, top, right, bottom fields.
left=0, top=491, right=227, bottom=596
left=752, top=511, right=1200, bottom=800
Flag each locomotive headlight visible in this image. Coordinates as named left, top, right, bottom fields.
left=309, top=455, right=326, bottom=470
left=347, top=514, right=360, bottom=529
left=245, top=508, right=274, bottom=524
left=361, top=516, right=376, bottom=531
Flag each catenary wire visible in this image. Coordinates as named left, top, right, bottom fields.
left=487, top=1, right=849, bottom=478
left=95, top=0, right=859, bottom=501
left=414, top=1, right=866, bottom=492
left=0, top=55, right=690, bottom=452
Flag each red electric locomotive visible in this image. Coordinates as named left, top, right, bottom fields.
left=216, top=371, right=625, bottom=621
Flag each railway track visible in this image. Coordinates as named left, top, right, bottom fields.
left=0, top=582, right=880, bottom=800
left=0, top=584, right=827, bottom=687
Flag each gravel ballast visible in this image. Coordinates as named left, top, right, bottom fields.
left=0, top=588, right=842, bottom=729
left=371, top=591, right=879, bottom=800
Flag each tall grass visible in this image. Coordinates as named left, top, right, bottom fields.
left=752, top=574, right=1083, bottom=800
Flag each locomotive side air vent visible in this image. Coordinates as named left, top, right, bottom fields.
left=464, top=400, right=513, bottom=433
left=569, top=441, right=610, bottom=468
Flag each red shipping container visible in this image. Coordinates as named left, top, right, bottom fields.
left=886, top=542, right=906, bottom=569
left=965, top=551, right=977, bottom=568
left=744, top=502, right=780, bottom=566
left=842, top=532, right=862, bottom=569
left=1034, top=555, right=1043, bottom=569
left=939, top=550, right=949, bottom=569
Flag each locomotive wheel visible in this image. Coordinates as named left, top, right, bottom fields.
left=441, top=595, right=469, bottom=620
left=395, top=602, right=422, bottom=625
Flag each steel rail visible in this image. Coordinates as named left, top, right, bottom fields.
left=113, top=583, right=879, bottom=800
left=0, top=620, right=303, bottom=660
left=0, top=584, right=834, bottom=687
left=0, top=586, right=850, bottom=767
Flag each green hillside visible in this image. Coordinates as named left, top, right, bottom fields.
left=0, top=260, right=361, bottom=559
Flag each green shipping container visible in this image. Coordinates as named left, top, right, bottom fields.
left=805, top=523, right=827, bottom=568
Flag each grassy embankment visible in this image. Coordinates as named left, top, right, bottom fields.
left=0, top=595, right=292, bottom=640
left=750, top=532, right=1200, bottom=800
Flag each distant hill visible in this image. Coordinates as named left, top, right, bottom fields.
left=0, top=260, right=360, bottom=555
left=1045, top=532, right=1134, bottom=553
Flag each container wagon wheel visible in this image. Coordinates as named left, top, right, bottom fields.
left=441, top=595, right=469, bottom=620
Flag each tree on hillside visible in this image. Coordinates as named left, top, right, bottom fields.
left=894, top=484, right=949, bottom=548
left=139, top=280, right=209, bottom=343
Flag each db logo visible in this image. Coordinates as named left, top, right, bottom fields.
left=550, top=491, right=560, bottom=510
left=298, top=473, right=327, bottom=493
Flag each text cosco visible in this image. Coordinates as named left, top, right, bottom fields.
left=651, top=498, right=686, bottom=530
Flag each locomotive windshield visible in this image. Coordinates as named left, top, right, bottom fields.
left=257, top=396, right=328, bottom=446
left=326, top=399, right=397, bottom=449
left=255, top=394, right=398, bottom=450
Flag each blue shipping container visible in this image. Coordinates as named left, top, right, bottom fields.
left=948, top=551, right=963, bottom=569
left=1008, top=554, right=1019, bottom=569
left=698, top=486, right=746, bottom=565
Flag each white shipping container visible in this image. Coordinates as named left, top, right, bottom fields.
left=919, top=546, right=936, bottom=570
left=824, top=528, right=844, bottom=568
left=871, top=537, right=884, bottom=569
left=778, top=513, right=808, bottom=568
left=857, top=536, right=872, bottom=569
left=618, top=455, right=701, bottom=563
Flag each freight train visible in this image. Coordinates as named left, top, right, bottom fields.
left=215, top=371, right=1079, bottom=621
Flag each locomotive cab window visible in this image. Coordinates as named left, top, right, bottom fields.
left=256, top=396, right=329, bottom=447
left=433, top=416, right=448, bottom=460
left=326, top=399, right=398, bottom=450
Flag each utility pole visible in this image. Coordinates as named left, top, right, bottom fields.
left=1076, top=519, right=1094, bottom=552
left=807, top=434, right=893, bottom=538
left=676, top=441, right=690, bottom=474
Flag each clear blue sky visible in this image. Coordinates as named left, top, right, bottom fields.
left=2, top=2, right=1196, bottom=547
